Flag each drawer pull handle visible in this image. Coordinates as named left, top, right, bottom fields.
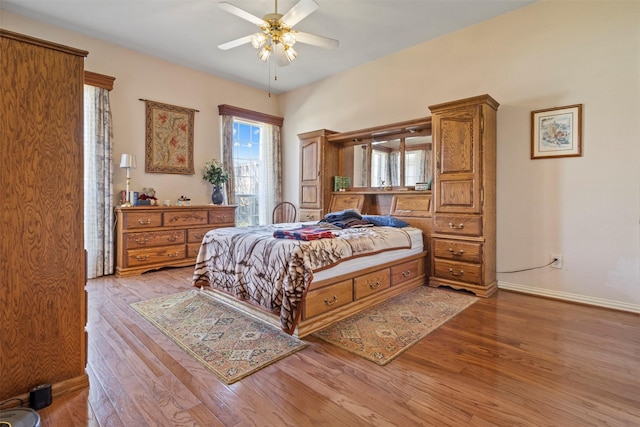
left=324, top=295, right=338, bottom=306
left=449, top=268, right=464, bottom=276
left=167, top=252, right=180, bottom=258
left=166, top=236, right=177, bottom=242
left=402, top=270, right=412, bottom=278
left=448, top=248, right=465, bottom=256
left=448, top=222, right=464, bottom=229
left=134, top=237, right=149, bottom=245
left=138, top=218, right=152, bottom=225
left=369, top=280, right=381, bottom=289
left=135, top=255, right=150, bottom=261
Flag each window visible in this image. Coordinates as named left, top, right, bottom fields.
left=232, top=120, right=262, bottom=226
left=219, top=104, right=284, bottom=226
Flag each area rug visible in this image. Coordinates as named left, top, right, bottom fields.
left=312, top=286, right=477, bottom=365
left=131, top=290, right=308, bottom=384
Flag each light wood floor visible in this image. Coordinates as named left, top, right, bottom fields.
left=35, top=267, right=639, bottom=426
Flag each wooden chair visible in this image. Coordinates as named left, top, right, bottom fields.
left=272, top=201, right=297, bottom=223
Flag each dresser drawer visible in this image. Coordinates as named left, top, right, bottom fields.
left=433, top=239, right=482, bottom=263
left=434, top=214, right=482, bottom=237
left=354, top=269, right=390, bottom=300
left=433, top=259, right=482, bottom=285
left=391, top=259, right=421, bottom=285
left=164, top=210, right=209, bottom=227
left=125, top=230, right=185, bottom=249
left=209, top=209, right=236, bottom=225
left=123, top=212, right=163, bottom=229
left=126, top=244, right=186, bottom=267
left=187, top=243, right=202, bottom=259
left=188, top=227, right=212, bottom=243
left=304, top=279, right=353, bottom=319
left=299, top=209, right=322, bottom=221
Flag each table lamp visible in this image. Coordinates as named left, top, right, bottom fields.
left=120, top=153, right=137, bottom=206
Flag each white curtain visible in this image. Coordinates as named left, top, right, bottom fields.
left=84, top=85, right=114, bottom=278
left=221, top=114, right=235, bottom=206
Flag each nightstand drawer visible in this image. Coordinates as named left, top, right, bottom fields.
left=187, top=243, right=202, bottom=259
left=434, top=214, right=482, bottom=236
left=126, top=244, right=186, bottom=267
left=433, top=239, right=482, bottom=263
left=125, top=230, right=185, bottom=249
left=433, top=259, right=482, bottom=285
left=354, top=269, right=390, bottom=300
left=304, top=279, right=353, bottom=319
left=123, top=212, right=163, bottom=229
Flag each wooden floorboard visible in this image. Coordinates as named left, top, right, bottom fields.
left=31, top=267, right=640, bottom=426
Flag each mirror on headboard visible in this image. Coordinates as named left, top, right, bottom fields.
left=330, top=117, right=432, bottom=190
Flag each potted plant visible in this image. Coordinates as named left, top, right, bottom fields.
left=202, top=159, right=229, bottom=205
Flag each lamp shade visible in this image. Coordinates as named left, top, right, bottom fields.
left=119, top=154, right=137, bottom=169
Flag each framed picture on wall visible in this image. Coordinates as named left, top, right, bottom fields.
left=144, top=99, right=196, bottom=174
left=531, top=104, right=582, bottom=159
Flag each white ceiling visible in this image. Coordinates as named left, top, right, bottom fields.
left=2, top=0, right=536, bottom=94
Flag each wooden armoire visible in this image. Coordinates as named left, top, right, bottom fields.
left=0, top=30, right=89, bottom=404
left=298, top=129, right=339, bottom=221
left=429, top=95, right=499, bottom=297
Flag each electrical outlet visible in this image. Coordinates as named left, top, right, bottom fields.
left=551, top=254, right=563, bottom=269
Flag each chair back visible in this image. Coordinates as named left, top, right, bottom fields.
left=272, top=201, right=297, bottom=223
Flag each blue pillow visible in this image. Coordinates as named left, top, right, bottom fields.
left=362, top=215, right=410, bottom=228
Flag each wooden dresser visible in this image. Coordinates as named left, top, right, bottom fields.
left=429, top=95, right=499, bottom=297
left=115, top=205, right=236, bottom=277
left=0, top=30, right=88, bottom=404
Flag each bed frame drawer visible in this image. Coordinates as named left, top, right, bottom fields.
left=391, top=259, right=422, bottom=286
left=304, top=279, right=353, bottom=319
left=126, top=244, right=186, bottom=267
left=125, top=230, right=185, bottom=249
left=354, top=269, right=390, bottom=300
left=433, top=239, right=482, bottom=263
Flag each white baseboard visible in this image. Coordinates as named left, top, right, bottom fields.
left=498, top=281, right=640, bottom=314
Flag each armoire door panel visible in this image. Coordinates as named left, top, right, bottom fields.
left=440, top=118, right=474, bottom=175
left=437, top=180, right=475, bottom=210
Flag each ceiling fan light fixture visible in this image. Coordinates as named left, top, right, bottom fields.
left=251, top=32, right=268, bottom=49
left=258, top=44, right=272, bottom=61
left=284, top=45, right=297, bottom=62
left=281, top=31, right=296, bottom=47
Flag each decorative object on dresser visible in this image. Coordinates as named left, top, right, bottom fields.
left=0, top=29, right=89, bottom=405
left=142, top=99, right=197, bottom=174
left=119, top=153, right=137, bottom=206
left=531, top=104, right=582, bottom=159
left=202, top=158, right=230, bottom=205
left=115, top=205, right=236, bottom=277
left=429, top=94, right=499, bottom=297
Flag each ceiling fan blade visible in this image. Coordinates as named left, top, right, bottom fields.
left=281, top=0, right=319, bottom=28
left=295, top=31, right=339, bottom=49
left=218, top=2, right=266, bottom=26
left=217, top=35, right=253, bottom=50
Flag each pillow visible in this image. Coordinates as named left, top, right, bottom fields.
left=362, top=215, right=410, bottom=228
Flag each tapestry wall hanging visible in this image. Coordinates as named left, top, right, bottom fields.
left=144, top=99, right=196, bottom=174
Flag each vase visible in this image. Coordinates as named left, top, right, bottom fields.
left=211, top=185, right=224, bottom=205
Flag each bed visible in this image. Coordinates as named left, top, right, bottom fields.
left=192, top=219, right=428, bottom=337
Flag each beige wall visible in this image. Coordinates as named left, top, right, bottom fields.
left=1, top=10, right=282, bottom=206
left=3, top=1, right=639, bottom=310
left=280, top=1, right=640, bottom=310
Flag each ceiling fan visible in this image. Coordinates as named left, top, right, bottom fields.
left=217, top=0, right=339, bottom=67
